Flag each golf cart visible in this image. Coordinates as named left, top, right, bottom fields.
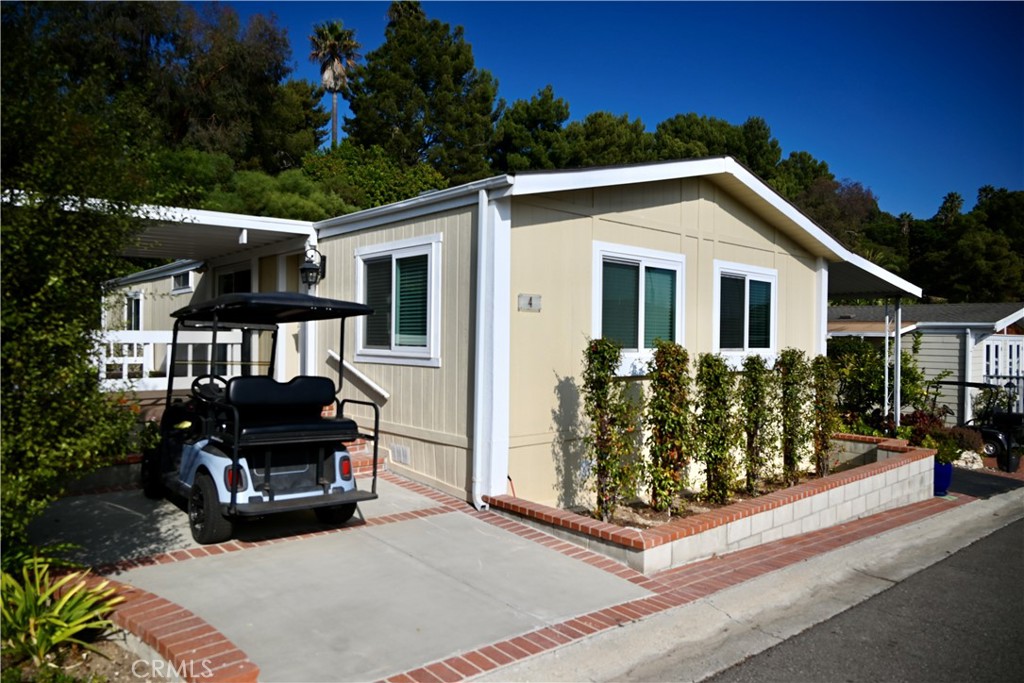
left=953, top=380, right=1024, bottom=472
left=141, top=292, right=381, bottom=543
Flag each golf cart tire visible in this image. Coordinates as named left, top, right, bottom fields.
left=315, top=503, right=358, bottom=526
left=141, top=448, right=164, bottom=500
left=983, top=438, right=1003, bottom=458
left=189, top=473, right=234, bottom=544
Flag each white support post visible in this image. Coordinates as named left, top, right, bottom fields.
left=894, top=298, right=902, bottom=428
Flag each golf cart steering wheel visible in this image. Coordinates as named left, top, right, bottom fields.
left=191, top=374, right=228, bottom=402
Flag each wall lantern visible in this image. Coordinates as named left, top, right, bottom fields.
left=300, top=248, right=327, bottom=286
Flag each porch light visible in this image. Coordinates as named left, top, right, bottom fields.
left=300, top=248, right=327, bottom=286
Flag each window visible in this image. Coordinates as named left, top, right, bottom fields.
left=593, top=242, right=684, bottom=375
left=713, top=261, right=777, bottom=361
left=171, top=271, right=194, bottom=294
left=125, top=293, right=142, bottom=331
left=355, top=234, right=442, bottom=366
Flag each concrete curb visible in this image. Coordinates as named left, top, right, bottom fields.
left=472, top=488, right=1024, bottom=682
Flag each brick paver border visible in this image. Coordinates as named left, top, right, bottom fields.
left=83, top=465, right=977, bottom=683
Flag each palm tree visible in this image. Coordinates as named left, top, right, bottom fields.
left=309, top=20, right=360, bottom=148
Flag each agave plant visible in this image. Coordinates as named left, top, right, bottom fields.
left=1, top=556, right=124, bottom=667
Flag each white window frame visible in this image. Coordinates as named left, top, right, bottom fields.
left=713, top=260, right=778, bottom=367
left=355, top=233, right=443, bottom=367
left=125, top=291, right=142, bottom=331
left=592, top=241, right=685, bottom=376
left=171, top=270, right=194, bottom=295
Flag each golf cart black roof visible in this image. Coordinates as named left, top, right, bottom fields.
left=171, top=292, right=372, bottom=324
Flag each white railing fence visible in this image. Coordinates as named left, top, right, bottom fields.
left=97, top=330, right=243, bottom=392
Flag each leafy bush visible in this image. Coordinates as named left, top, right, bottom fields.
left=737, top=354, right=776, bottom=494
left=645, top=341, right=692, bottom=511
left=948, top=426, right=983, bottom=454
left=1, top=558, right=124, bottom=667
left=776, top=348, right=811, bottom=485
left=811, top=355, right=841, bottom=477
left=581, top=339, right=643, bottom=521
left=694, top=353, right=737, bottom=504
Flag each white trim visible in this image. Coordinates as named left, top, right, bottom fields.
left=592, top=241, right=685, bottom=376
left=816, top=258, right=828, bottom=356
left=170, top=270, right=194, bottom=295
left=471, top=192, right=512, bottom=509
left=712, top=260, right=778, bottom=368
left=124, top=291, right=143, bottom=331
left=354, top=233, right=443, bottom=367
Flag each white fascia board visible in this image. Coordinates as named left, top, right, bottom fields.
left=138, top=204, right=315, bottom=236
left=507, top=157, right=731, bottom=196
left=828, top=324, right=919, bottom=338
left=993, top=307, right=1024, bottom=333
left=316, top=176, right=514, bottom=238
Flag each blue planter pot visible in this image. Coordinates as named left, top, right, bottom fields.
left=934, top=461, right=954, bottom=496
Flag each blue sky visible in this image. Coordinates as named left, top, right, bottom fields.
left=227, top=1, right=1023, bottom=219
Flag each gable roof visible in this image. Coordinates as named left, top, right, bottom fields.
left=317, top=157, right=921, bottom=299
left=830, top=303, right=1024, bottom=332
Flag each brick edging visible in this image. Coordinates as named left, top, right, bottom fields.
left=485, top=446, right=935, bottom=552
left=64, top=575, right=259, bottom=682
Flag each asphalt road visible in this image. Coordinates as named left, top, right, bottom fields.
left=700, top=518, right=1024, bottom=683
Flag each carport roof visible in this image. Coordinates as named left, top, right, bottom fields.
left=125, top=206, right=314, bottom=261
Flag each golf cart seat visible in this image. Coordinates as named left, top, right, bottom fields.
left=225, top=375, right=359, bottom=445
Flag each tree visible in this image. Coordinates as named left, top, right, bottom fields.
left=344, top=1, right=498, bottom=185
left=1, top=3, right=157, bottom=549
left=309, top=20, right=361, bottom=149
left=490, top=85, right=571, bottom=173
left=562, top=112, right=656, bottom=167
left=302, top=141, right=447, bottom=210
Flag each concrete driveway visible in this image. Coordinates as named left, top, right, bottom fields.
left=30, top=474, right=651, bottom=682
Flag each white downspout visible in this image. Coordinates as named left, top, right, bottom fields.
left=963, top=328, right=974, bottom=422
left=471, top=188, right=511, bottom=510
left=894, top=298, right=902, bottom=428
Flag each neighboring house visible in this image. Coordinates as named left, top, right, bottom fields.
left=829, top=303, right=1024, bottom=422
left=106, top=157, right=920, bottom=509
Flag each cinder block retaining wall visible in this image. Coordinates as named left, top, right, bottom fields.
left=485, top=436, right=935, bottom=575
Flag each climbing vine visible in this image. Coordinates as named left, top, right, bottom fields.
left=694, top=353, right=737, bottom=505
left=645, top=340, right=692, bottom=512
left=581, top=338, right=642, bottom=522
left=737, top=354, right=777, bottom=494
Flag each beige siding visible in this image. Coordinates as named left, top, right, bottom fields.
left=316, top=206, right=476, bottom=497
left=508, top=178, right=820, bottom=507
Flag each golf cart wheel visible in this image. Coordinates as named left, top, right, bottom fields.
left=189, top=473, right=233, bottom=544
left=315, top=503, right=357, bottom=526
left=141, top=447, right=163, bottom=500
left=983, top=439, right=1003, bottom=458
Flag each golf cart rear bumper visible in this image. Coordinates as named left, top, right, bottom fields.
left=223, top=488, right=378, bottom=517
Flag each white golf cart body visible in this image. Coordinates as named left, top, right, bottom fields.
left=143, top=292, right=381, bottom=543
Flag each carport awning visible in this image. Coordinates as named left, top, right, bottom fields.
left=828, top=259, right=922, bottom=300
left=125, top=206, right=315, bottom=261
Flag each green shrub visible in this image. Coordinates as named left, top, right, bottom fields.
left=776, top=348, right=811, bottom=484
left=694, top=354, right=737, bottom=505
left=1, top=557, right=124, bottom=667
left=737, top=354, right=776, bottom=494
left=582, top=339, right=643, bottom=521
left=645, top=341, right=692, bottom=511
left=811, top=355, right=841, bottom=477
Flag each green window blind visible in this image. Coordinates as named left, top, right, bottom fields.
left=720, top=275, right=745, bottom=349
left=602, top=261, right=639, bottom=348
left=644, top=267, right=676, bottom=347
left=748, top=279, right=772, bottom=349
left=364, top=258, right=392, bottom=348
left=395, top=254, right=428, bottom=347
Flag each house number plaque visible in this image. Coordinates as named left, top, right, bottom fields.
left=517, top=294, right=542, bottom=312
